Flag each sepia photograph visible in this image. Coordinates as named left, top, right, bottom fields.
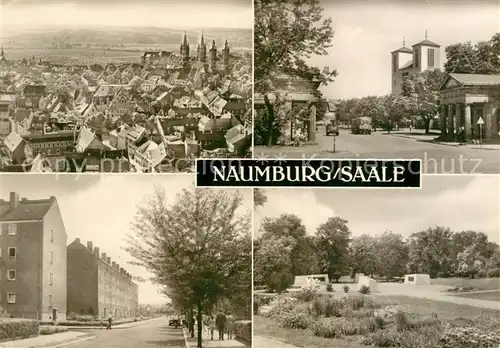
left=0, top=0, right=252, bottom=173
left=0, top=174, right=252, bottom=348
left=254, top=0, right=500, bottom=174
left=253, top=178, right=500, bottom=348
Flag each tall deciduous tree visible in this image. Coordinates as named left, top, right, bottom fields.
left=315, top=216, right=351, bottom=282
left=253, top=189, right=267, bottom=207
left=376, top=231, right=409, bottom=280
left=254, top=0, right=337, bottom=146
left=444, top=33, right=500, bottom=74
left=126, top=187, right=251, bottom=348
left=350, top=234, right=379, bottom=277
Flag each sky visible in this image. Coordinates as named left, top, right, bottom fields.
left=0, top=0, right=252, bottom=31
left=254, top=175, right=500, bottom=245
left=308, top=0, right=500, bottom=99
left=0, top=174, right=252, bottom=305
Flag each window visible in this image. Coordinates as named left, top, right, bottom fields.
left=7, top=293, right=16, bottom=304
left=7, top=270, right=16, bottom=281
left=8, top=247, right=16, bottom=259
left=414, top=48, right=420, bottom=68
left=392, top=55, right=397, bottom=72
left=427, top=48, right=435, bottom=68
left=49, top=272, right=53, bottom=285
left=49, top=251, right=53, bottom=264
left=49, top=230, right=54, bottom=242
left=49, top=294, right=53, bottom=306
left=8, top=224, right=17, bottom=235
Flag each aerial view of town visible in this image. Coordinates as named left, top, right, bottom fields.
left=0, top=0, right=252, bottom=173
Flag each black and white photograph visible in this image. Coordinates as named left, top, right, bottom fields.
left=0, top=174, right=252, bottom=348
left=253, top=177, right=500, bottom=348
left=0, top=0, right=252, bottom=173
left=254, top=0, right=500, bottom=174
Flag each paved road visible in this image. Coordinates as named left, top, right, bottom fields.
left=255, top=129, right=500, bottom=174
left=67, top=317, right=185, bottom=348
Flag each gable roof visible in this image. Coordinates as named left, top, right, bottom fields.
left=3, top=132, right=24, bottom=152
left=439, top=73, right=500, bottom=91
left=391, top=46, right=413, bottom=54
left=0, top=197, right=55, bottom=221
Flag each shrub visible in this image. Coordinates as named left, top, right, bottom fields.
left=343, top=285, right=350, bottom=293
left=441, top=326, right=500, bottom=348
left=233, top=320, right=251, bottom=343
left=309, top=318, right=339, bottom=338
left=277, top=303, right=313, bottom=330
left=0, top=319, right=39, bottom=341
left=39, top=326, right=68, bottom=335
left=326, top=283, right=333, bottom=292
left=487, top=268, right=500, bottom=277
left=365, top=328, right=399, bottom=347
left=294, top=290, right=316, bottom=303
left=359, top=285, right=370, bottom=294
left=312, top=297, right=344, bottom=318
left=66, top=313, right=95, bottom=322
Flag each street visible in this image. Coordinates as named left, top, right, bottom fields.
left=67, top=317, right=185, bottom=348
left=255, top=128, right=500, bottom=174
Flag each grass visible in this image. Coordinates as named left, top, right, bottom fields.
left=255, top=294, right=500, bottom=348
left=452, top=290, right=500, bottom=302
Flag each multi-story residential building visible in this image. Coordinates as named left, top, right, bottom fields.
left=67, top=238, right=138, bottom=318
left=0, top=192, right=67, bottom=320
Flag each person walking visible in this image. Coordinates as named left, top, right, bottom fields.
left=215, top=310, right=226, bottom=340
left=107, top=313, right=113, bottom=330
left=226, top=312, right=235, bottom=340
left=207, top=315, right=216, bottom=340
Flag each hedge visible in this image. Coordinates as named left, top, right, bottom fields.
left=39, top=317, right=142, bottom=327
left=234, top=320, right=251, bottom=343
left=0, top=319, right=39, bottom=342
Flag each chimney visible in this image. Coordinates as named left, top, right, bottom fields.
left=112, top=261, right=116, bottom=268
left=120, top=267, right=124, bottom=274
left=93, top=247, right=99, bottom=257
left=115, top=263, right=120, bottom=270
left=101, top=252, right=107, bottom=260
left=87, top=241, right=93, bottom=252
left=10, top=192, right=19, bottom=210
left=107, top=257, right=111, bottom=264
left=75, top=238, right=81, bottom=244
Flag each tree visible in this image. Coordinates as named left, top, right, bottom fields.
left=402, top=69, right=445, bottom=133
left=375, top=231, right=408, bottom=280
left=253, top=189, right=267, bottom=207
left=350, top=234, right=379, bottom=277
left=126, top=187, right=251, bottom=348
left=315, top=216, right=351, bottom=282
left=444, top=33, right=500, bottom=74
left=407, top=226, right=454, bottom=278
left=254, top=0, right=337, bottom=146
left=254, top=236, right=295, bottom=293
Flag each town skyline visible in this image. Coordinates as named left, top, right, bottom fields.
left=0, top=174, right=252, bottom=305
left=310, top=0, right=499, bottom=99
left=254, top=175, right=500, bottom=245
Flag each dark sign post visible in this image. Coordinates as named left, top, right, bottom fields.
left=333, top=131, right=336, bottom=153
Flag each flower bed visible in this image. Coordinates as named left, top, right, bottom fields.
left=255, top=290, right=500, bottom=348
left=234, top=320, right=251, bottom=343
left=0, top=319, right=39, bottom=343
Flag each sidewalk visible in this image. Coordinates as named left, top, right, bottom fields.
left=183, top=327, right=247, bottom=348
left=254, top=336, right=298, bottom=348
left=0, top=332, right=93, bottom=348
left=386, top=131, right=500, bottom=150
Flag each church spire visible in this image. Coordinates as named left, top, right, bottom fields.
left=200, top=31, right=205, bottom=46
left=425, top=29, right=428, bottom=39
left=403, top=36, right=406, bottom=47
left=182, top=31, right=188, bottom=46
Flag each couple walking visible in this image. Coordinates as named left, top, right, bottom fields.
left=206, top=310, right=234, bottom=340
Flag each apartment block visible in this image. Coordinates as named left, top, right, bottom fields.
left=0, top=192, right=67, bottom=320
left=67, top=238, right=138, bottom=318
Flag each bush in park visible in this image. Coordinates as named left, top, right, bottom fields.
left=326, top=283, right=333, bottom=292
left=343, top=285, right=350, bottom=293
left=359, top=285, right=370, bottom=295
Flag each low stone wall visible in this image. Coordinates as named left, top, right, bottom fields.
left=233, top=320, right=251, bottom=343
left=0, top=319, right=39, bottom=343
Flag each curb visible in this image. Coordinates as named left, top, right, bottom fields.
left=42, top=334, right=95, bottom=348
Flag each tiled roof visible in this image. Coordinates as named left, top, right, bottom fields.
left=0, top=198, right=54, bottom=221
left=3, top=132, right=24, bottom=152
left=391, top=46, right=413, bottom=54
left=450, top=73, right=500, bottom=86
left=412, top=39, right=440, bottom=47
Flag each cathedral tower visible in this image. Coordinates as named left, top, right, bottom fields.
left=209, top=39, right=217, bottom=71
left=197, top=32, right=207, bottom=64
left=180, top=31, right=190, bottom=67
left=222, top=40, right=230, bottom=73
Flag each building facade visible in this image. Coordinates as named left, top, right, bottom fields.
left=0, top=192, right=67, bottom=320
left=391, top=35, right=441, bottom=94
left=67, top=238, right=138, bottom=318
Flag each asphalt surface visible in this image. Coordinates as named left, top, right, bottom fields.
left=255, top=128, right=500, bottom=174
left=67, top=317, right=185, bottom=348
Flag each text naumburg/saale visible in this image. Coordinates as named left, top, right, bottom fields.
left=212, top=165, right=406, bottom=183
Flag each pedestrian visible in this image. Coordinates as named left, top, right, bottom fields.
left=226, top=312, right=235, bottom=340
left=215, top=310, right=226, bottom=340
left=107, top=313, right=113, bottom=330
left=207, top=315, right=215, bottom=340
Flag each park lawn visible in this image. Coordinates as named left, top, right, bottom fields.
left=452, top=291, right=500, bottom=302
left=255, top=295, right=500, bottom=348
left=254, top=315, right=366, bottom=348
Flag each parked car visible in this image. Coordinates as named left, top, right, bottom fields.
left=168, top=317, right=180, bottom=326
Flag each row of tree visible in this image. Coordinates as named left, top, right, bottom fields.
left=253, top=210, right=500, bottom=294
left=126, top=187, right=252, bottom=348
